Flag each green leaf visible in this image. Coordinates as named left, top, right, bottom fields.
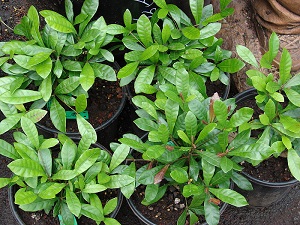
left=83, top=184, right=107, bottom=193
left=195, top=123, right=217, bottom=144
left=165, top=99, right=179, bottom=134
left=38, top=148, right=52, bottom=177
left=217, top=58, right=245, bottom=73
left=39, top=75, right=52, bottom=102
left=134, top=65, right=155, bottom=94
left=202, top=158, right=215, bottom=185
left=75, top=94, right=87, bottom=113
left=8, top=159, right=46, bottom=177
left=80, top=62, right=95, bottom=91
left=230, top=107, right=253, bottom=127
left=51, top=170, right=77, bottom=180
left=106, top=175, right=135, bottom=188
left=0, top=90, right=42, bottom=104
left=220, top=157, right=233, bottom=173
left=200, top=22, right=221, bottom=39
left=204, top=198, right=220, bottom=225
left=209, top=188, right=248, bottom=207
left=0, top=139, right=20, bottom=159
left=21, top=117, right=39, bottom=149
left=182, top=26, right=200, bottom=40
left=40, top=10, right=76, bottom=33
left=0, top=178, right=11, bottom=189
left=137, top=14, right=152, bottom=47
left=61, top=139, right=77, bottom=170
left=139, top=45, right=159, bottom=61
left=231, top=172, right=253, bottom=191
left=110, top=144, right=130, bottom=171
left=66, top=188, right=81, bottom=217
left=213, top=100, right=228, bottom=122
left=75, top=148, right=100, bottom=174
left=103, top=197, right=117, bottom=216
left=182, top=184, right=204, bottom=198
left=50, top=97, right=66, bottom=132
left=236, top=45, right=259, bottom=68
left=170, top=167, right=189, bottom=183
left=177, top=130, right=191, bottom=144
left=284, top=88, right=300, bottom=107
left=38, top=183, right=65, bottom=199
left=177, top=209, right=187, bottom=225
left=145, top=145, right=165, bottom=159
left=279, top=48, right=292, bottom=84
left=15, top=188, right=37, bottom=205
left=76, top=114, right=97, bottom=143
left=288, top=149, right=300, bottom=181
left=117, top=62, right=139, bottom=79
left=189, top=0, right=203, bottom=24
left=55, top=76, right=80, bottom=94
left=61, top=202, right=75, bottom=225
left=81, top=204, right=103, bottom=223
left=0, top=114, right=23, bottom=135
left=284, top=74, right=300, bottom=88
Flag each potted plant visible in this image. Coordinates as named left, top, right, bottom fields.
left=0, top=116, right=133, bottom=225
left=229, top=32, right=300, bottom=207
left=117, top=79, right=255, bottom=225
left=0, top=0, right=126, bottom=147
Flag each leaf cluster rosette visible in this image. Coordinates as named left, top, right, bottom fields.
left=0, top=117, right=132, bottom=225
left=234, top=32, right=300, bottom=181
left=117, top=0, right=245, bottom=96
left=0, top=0, right=125, bottom=136
left=117, top=80, right=256, bottom=225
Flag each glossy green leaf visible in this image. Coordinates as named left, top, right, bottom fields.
left=81, top=204, right=103, bottom=223
left=66, top=188, right=81, bottom=217
left=61, top=139, right=77, bottom=170
left=209, top=188, right=248, bottom=207
left=21, top=117, right=39, bottom=149
left=80, top=62, right=95, bottom=91
left=231, top=172, right=253, bottom=191
left=117, top=62, right=139, bottom=79
left=50, top=97, right=66, bottom=132
left=284, top=88, right=300, bottom=107
left=0, top=139, right=20, bottom=159
left=182, top=184, right=204, bottom=198
left=15, top=188, right=37, bottom=205
left=110, top=144, right=130, bottom=171
left=165, top=99, right=179, bottom=134
left=288, top=149, right=300, bottom=181
left=189, top=0, right=203, bottom=24
left=230, top=107, right=253, bottom=127
left=75, top=94, right=87, bottom=113
left=38, top=148, right=52, bottom=177
left=76, top=114, right=97, bottom=143
left=220, top=157, right=233, bottom=173
left=200, top=22, right=221, bottom=39
left=83, top=184, right=107, bottom=193
left=103, top=197, right=117, bottom=216
left=40, top=10, right=76, bottom=33
left=38, top=183, right=65, bottom=199
left=195, top=123, right=217, bottom=144
left=236, top=45, right=259, bottom=68
left=218, top=58, right=245, bottom=73
left=204, top=198, right=220, bottom=225
left=51, top=170, right=77, bottom=180
left=8, top=158, right=46, bottom=177
left=202, top=158, right=215, bottom=185
left=137, top=14, right=152, bottom=47
left=75, top=148, right=100, bottom=174
left=106, top=175, right=135, bottom=188
left=0, top=113, right=23, bottom=135
left=134, top=65, right=155, bottom=94
left=170, top=167, right=189, bottom=183
left=0, top=89, right=42, bottom=104
left=55, top=76, right=80, bottom=94
left=182, top=26, right=200, bottom=40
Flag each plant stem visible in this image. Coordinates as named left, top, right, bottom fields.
left=0, top=17, right=14, bottom=31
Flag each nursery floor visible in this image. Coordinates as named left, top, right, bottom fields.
left=1, top=0, right=300, bottom=224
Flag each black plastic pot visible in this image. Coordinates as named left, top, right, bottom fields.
left=8, top=141, right=123, bottom=225
left=234, top=88, right=299, bottom=207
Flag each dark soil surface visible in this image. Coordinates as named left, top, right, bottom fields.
left=1, top=0, right=300, bottom=225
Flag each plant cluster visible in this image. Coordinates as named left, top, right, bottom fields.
left=0, top=117, right=131, bottom=225
left=117, top=0, right=244, bottom=97
left=0, top=0, right=124, bottom=136
left=233, top=32, right=300, bottom=180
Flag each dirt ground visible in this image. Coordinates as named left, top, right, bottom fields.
left=1, top=0, right=300, bottom=224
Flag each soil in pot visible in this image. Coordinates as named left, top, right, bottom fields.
left=39, top=79, right=123, bottom=133
left=242, top=157, right=294, bottom=183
